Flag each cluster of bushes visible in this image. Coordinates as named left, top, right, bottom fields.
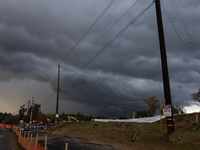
left=0, top=112, right=19, bottom=124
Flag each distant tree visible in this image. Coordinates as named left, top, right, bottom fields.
left=36, top=110, right=44, bottom=122
left=4, top=114, right=12, bottom=124
left=0, top=112, right=19, bottom=124
left=60, top=112, right=68, bottom=121
left=13, top=114, right=20, bottom=124
left=0, top=112, right=3, bottom=122
left=135, top=109, right=151, bottom=118
left=95, top=116, right=109, bottom=119
left=172, top=105, right=187, bottom=115
left=129, top=113, right=134, bottom=118
left=117, top=115, right=128, bottom=119
left=19, top=105, right=27, bottom=120
left=143, top=95, right=160, bottom=117
left=89, top=115, right=93, bottom=120
left=32, top=104, right=41, bottom=120
left=191, top=89, right=200, bottom=106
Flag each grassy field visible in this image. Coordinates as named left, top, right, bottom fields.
left=43, top=113, right=200, bottom=150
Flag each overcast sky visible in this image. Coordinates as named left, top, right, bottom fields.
left=0, top=0, right=200, bottom=117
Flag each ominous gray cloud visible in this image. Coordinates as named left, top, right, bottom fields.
left=0, top=0, right=200, bottom=117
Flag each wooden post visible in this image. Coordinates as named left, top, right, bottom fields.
left=65, top=143, right=68, bottom=150
left=45, top=135, right=47, bottom=150
left=56, top=64, right=61, bottom=124
left=21, top=131, right=24, bottom=145
left=29, top=133, right=32, bottom=150
left=160, top=98, right=162, bottom=133
left=24, top=131, right=26, bottom=139
left=27, top=132, right=30, bottom=141
left=155, top=0, right=175, bottom=133
left=27, top=132, right=30, bottom=150
left=35, top=133, right=38, bottom=150
left=19, top=129, right=21, bottom=143
left=196, top=114, right=198, bottom=123
left=23, top=131, right=26, bottom=148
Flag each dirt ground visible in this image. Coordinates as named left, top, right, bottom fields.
left=37, top=113, right=200, bottom=150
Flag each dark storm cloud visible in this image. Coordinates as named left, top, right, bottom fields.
left=0, top=51, right=54, bottom=82
left=0, top=0, right=200, bottom=116
left=57, top=67, right=164, bottom=117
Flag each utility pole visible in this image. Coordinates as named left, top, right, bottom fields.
left=33, top=101, right=36, bottom=120
left=56, top=64, right=61, bottom=124
left=30, top=97, right=34, bottom=124
left=155, top=0, right=175, bottom=133
left=27, top=100, right=30, bottom=116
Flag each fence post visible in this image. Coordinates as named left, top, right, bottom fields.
left=24, top=131, right=26, bottom=139
left=19, top=129, right=21, bottom=143
left=35, top=133, right=38, bottom=150
left=23, top=131, right=26, bottom=148
left=65, top=143, right=68, bottom=150
left=29, top=133, right=32, bottom=150
left=27, top=132, right=30, bottom=150
left=21, top=131, right=24, bottom=145
left=27, top=132, right=30, bottom=141
left=45, top=135, right=47, bottom=150
left=196, top=114, right=198, bottom=123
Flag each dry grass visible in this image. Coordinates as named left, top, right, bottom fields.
left=39, top=113, right=200, bottom=150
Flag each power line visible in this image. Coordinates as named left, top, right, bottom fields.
left=40, top=0, right=155, bottom=106
left=170, top=0, right=190, bottom=38
left=161, top=2, right=200, bottom=74
left=62, top=0, right=140, bottom=72
left=39, top=0, right=147, bottom=106
left=59, top=0, right=116, bottom=64
left=40, top=92, right=56, bottom=105
left=60, top=1, right=155, bottom=92
left=168, top=0, right=199, bottom=58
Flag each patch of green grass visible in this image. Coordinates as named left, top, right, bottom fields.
left=110, top=136, right=115, bottom=139
left=11, top=131, right=25, bottom=150
left=126, top=134, right=134, bottom=142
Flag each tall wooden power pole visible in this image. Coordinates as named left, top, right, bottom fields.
left=155, top=0, right=175, bottom=133
left=30, top=97, right=34, bottom=124
left=56, top=64, right=61, bottom=124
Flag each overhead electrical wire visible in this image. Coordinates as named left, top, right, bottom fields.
left=58, top=0, right=116, bottom=65
left=39, top=0, right=155, bottom=105
left=170, top=0, right=192, bottom=41
left=60, top=1, right=155, bottom=86
left=62, top=0, right=140, bottom=72
left=168, top=0, right=200, bottom=59
left=39, top=0, right=116, bottom=105
left=40, top=91, right=56, bottom=105
left=28, top=0, right=116, bottom=106
left=22, top=66, right=58, bottom=107
left=161, top=2, right=200, bottom=74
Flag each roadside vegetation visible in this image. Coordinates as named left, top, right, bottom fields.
left=10, top=131, right=25, bottom=150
